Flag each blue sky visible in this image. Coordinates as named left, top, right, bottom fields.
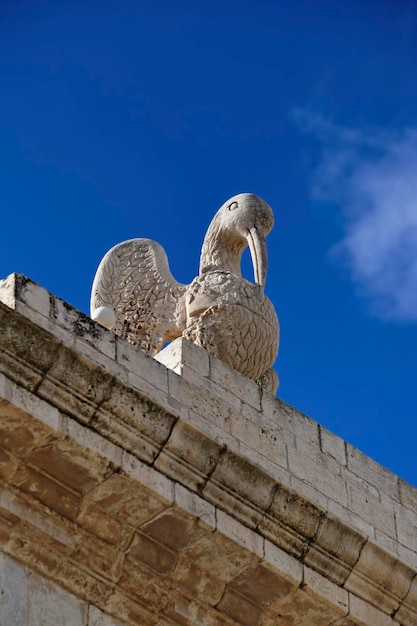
left=1, top=1, right=417, bottom=486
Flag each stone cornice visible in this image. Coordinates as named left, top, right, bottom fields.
left=0, top=273, right=416, bottom=626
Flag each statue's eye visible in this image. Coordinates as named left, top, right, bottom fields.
left=228, top=201, right=238, bottom=211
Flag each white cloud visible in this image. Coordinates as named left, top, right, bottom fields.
left=295, top=110, right=417, bottom=322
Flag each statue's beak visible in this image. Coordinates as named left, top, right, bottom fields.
left=247, top=227, right=268, bottom=287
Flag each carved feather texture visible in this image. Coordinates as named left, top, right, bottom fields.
left=91, top=194, right=280, bottom=393
left=91, top=238, right=187, bottom=354
left=184, top=272, right=278, bottom=380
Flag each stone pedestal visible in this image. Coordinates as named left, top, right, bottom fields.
left=0, top=273, right=416, bottom=626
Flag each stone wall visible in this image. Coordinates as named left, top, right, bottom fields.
left=0, top=552, right=123, bottom=626
left=0, top=273, right=416, bottom=626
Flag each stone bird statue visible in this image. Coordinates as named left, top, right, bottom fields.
left=90, top=193, right=279, bottom=393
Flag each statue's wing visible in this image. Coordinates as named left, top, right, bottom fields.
left=90, top=238, right=187, bottom=355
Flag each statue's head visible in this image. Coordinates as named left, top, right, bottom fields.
left=202, top=193, right=274, bottom=286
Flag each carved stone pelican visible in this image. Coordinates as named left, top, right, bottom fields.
left=90, top=193, right=279, bottom=392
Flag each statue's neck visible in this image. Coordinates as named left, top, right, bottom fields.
left=199, top=221, right=246, bottom=277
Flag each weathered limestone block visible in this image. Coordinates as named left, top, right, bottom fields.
left=154, top=420, right=224, bottom=492
left=0, top=274, right=416, bottom=626
left=303, top=514, right=366, bottom=585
